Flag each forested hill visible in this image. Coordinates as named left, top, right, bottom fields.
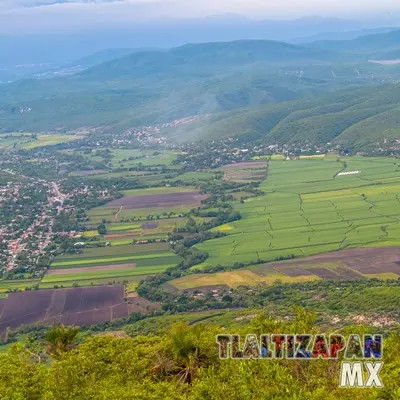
left=306, top=28, right=400, bottom=59
left=168, top=84, right=400, bottom=151
left=80, top=40, right=337, bottom=78
left=1, top=33, right=400, bottom=150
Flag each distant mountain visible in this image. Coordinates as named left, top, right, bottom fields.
left=0, top=38, right=363, bottom=132
left=66, top=48, right=138, bottom=69
left=0, top=48, right=164, bottom=83
left=292, top=27, right=398, bottom=44
left=0, top=15, right=395, bottom=66
left=1, top=35, right=400, bottom=151
left=80, top=40, right=338, bottom=80
left=307, top=29, right=400, bottom=59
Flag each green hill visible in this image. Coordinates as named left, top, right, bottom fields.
left=173, top=84, right=400, bottom=150
left=308, top=29, right=400, bottom=59
left=0, top=39, right=385, bottom=133
left=1, top=36, right=400, bottom=149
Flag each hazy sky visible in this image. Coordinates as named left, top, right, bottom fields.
left=1, top=0, right=400, bottom=33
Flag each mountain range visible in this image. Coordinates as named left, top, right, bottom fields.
left=1, top=28, right=400, bottom=150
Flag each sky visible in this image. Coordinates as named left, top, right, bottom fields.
left=1, top=0, right=400, bottom=34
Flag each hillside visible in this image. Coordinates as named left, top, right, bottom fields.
left=0, top=38, right=391, bottom=134
left=1, top=34, right=400, bottom=149
left=172, top=84, right=400, bottom=150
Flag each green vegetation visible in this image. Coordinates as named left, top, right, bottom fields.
left=195, top=156, right=400, bottom=269
left=1, top=309, right=399, bottom=399
left=43, top=243, right=181, bottom=288
left=178, top=84, right=400, bottom=150
left=2, top=34, right=400, bottom=142
left=21, top=134, right=84, bottom=149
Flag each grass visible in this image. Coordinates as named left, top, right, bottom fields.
left=126, top=281, right=140, bottom=293
left=0, top=279, right=40, bottom=293
left=51, top=252, right=176, bottom=267
left=21, top=134, right=84, bottom=149
left=42, top=265, right=173, bottom=283
left=55, top=243, right=169, bottom=260
left=121, top=186, right=197, bottom=197
left=110, top=149, right=178, bottom=168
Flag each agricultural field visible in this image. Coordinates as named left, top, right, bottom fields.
left=21, top=134, right=84, bottom=149
left=87, top=186, right=207, bottom=225
left=0, top=133, right=33, bottom=149
left=0, top=286, right=160, bottom=334
left=0, top=279, right=41, bottom=294
left=170, top=171, right=222, bottom=184
left=77, top=184, right=211, bottom=281
left=42, top=243, right=181, bottom=288
left=170, top=246, right=400, bottom=291
left=110, top=149, right=178, bottom=168
left=220, top=161, right=267, bottom=183
left=194, top=156, right=400, bottom=269
left=67, top=149, right=179, bottom=182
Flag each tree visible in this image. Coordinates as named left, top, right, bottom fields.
left=97, top=224, right=107, bottom=235
left=153, top=323, right=218, bottom=384
left=45, top=325, right=79, bottom=358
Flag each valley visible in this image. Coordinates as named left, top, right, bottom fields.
left=0, top=25, right=399, bottom=364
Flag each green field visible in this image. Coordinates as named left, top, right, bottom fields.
left=195, top=156, right=400, bottom=268
left=110, top=149, right=178, bottom=168
left=21, top=134, right=84, bottom=149
left=0, top=279, right=41, bottom=293
left=41, top=265, right=173, bottom=284
left=63, top=180, right=210, bottom=291
left=0, top=133, right=33, bottom=149
left=120, top=186, right=196, bottom=197
left=42, top=242, right=181, bottom=288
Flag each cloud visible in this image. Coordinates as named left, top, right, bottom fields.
left=0, top=0, right=399, bottom=34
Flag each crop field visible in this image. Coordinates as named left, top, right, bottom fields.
left=220, top=161, right=267, bottom=183
left=21, top=134, right=84, bottom=149
left=110, top=149, right=178, bottom=168
left=0, top=133, right=80, bottom=150
left=170, top=246, right=400, bottom=291
left=85, top=213, right=191, bottom=244
left=106, top=192, right=207, bottom=209
left=195, top=156, right=400, bottom=269
left=0, top=133, right=33, bottom=149
left=170, top=269, right=319, bottom=290
left=69, top=169, right=109, bottom=177
left=170, top=171, right=221, bottom=184
left=0, top=286, right=160, bottom=333
left=43, top=243, right=181, bottom=288
left=0, top=279, right=40, bottom=293
left=87, top=186, right=207, bottom=224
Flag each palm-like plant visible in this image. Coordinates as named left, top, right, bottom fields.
left=45, top=324, right=79, bottom=358
left=153, top=323, right=217, bottom=384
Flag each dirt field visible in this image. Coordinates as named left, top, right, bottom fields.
left=106, top=192, right=208, bottom=209
left=222, top=162, right=267, bottom=169
left=221, top=161, right=267, bottom=183
left=0, top=286, right=159, bottom=333
left=48, top=263, right=137, bottom=275
left=252, top=247, right=400, bottom=278
left=170, top=247, right=400, bottom=292
left=70, top=169, right=108, bottom=176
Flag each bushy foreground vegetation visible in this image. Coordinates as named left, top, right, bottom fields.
left=1, top=309, right=399, bottom=399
